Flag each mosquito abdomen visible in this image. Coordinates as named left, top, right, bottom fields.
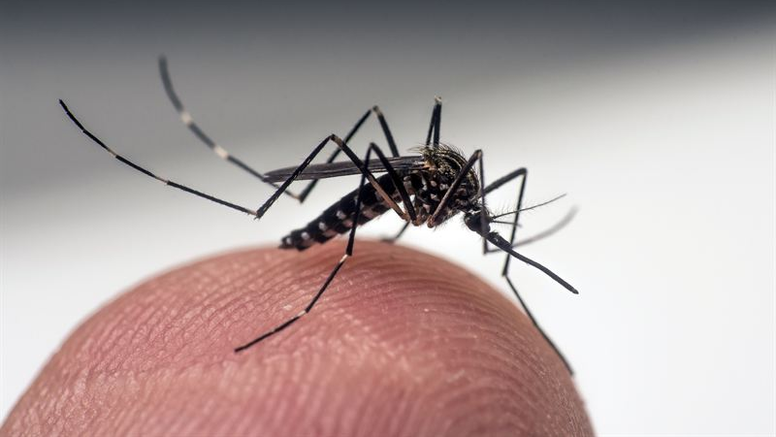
left=280, top=173, right=419, bottom=250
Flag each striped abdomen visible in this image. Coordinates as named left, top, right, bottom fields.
left=280, top=173, right=421, bottom=250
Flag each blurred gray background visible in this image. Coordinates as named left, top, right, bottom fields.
left=1, top=0, right=774, bottom=434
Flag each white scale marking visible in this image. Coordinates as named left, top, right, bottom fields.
left=180, top=110, right=193, bottom=125
left=213, top=145, right=230, bottom=159
left=361, top=208, right=378, bottom=219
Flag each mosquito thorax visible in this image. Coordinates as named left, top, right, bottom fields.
left=418, top=145, right=481, bottom=227
left=420, top=145, right=474, bottom=183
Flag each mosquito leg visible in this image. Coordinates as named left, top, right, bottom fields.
left=362, top=142, right=417, bottom=222
left=61, top=99, right=395, bottom=223
left=505, top=275, right=574, bottom=374
left=159, top=57, right=402, bottom=203
left=382, top=222, right=411, bottom=243
left=260, top=136, right=416, bottom=221
left=382, top=149, right=420, bottom=244
left=467, top=155, right=572, bottom=372
left=295, top=109, right=369, bottom=201
left=237, top=141, right=418, bottom=351
left=481, top=168, right=528, bottom=256
left=428, top=149, right=483, bottom=227
left=477, top=150, right=488, bottom=254
left=60, top=100, right=261, bottom=217
left=482, top=167, right=527, bottom=196
left=424, top=97, right=442, bottom=146
left=295, top=106, right=403, bottom=202
left=383, top=190, right=426, bottom=242
left=371, top=106, right=400, bottom=157
left=62, top=95, right=408, bottom=353
left=476, top=230, right=576, bottom=373
left=159, top=57, right=300, bottom=199
left=500, top=167, right=526, bottom=274
left=234, top=144, right=380, bottom=352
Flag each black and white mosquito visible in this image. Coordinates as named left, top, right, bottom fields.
left=59, top=57, right=580, bottom=373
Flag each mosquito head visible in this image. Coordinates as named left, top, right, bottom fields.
left=463, top=207, right=492, bottom=236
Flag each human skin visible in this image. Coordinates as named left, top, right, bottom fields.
left=1, top=241, right=593, bottom=436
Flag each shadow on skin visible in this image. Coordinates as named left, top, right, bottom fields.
left=2, top=241, right=592, bottom=436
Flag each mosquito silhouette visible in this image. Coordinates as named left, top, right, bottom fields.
left=60, top=57, right=580, bottom=373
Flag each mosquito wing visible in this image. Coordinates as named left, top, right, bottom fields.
left=264, top=155, right=425, bottom=182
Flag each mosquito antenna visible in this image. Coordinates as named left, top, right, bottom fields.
left=491, top=193, right=567, bottom=220
left=483, top=231, right=578, bottom=294
left=491, top=220, right=523, bottom=226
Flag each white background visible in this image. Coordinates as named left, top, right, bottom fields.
left=2, top=2, right=774, bottom=435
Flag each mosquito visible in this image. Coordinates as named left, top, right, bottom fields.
left=59, top=57, right=580, bottom=373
